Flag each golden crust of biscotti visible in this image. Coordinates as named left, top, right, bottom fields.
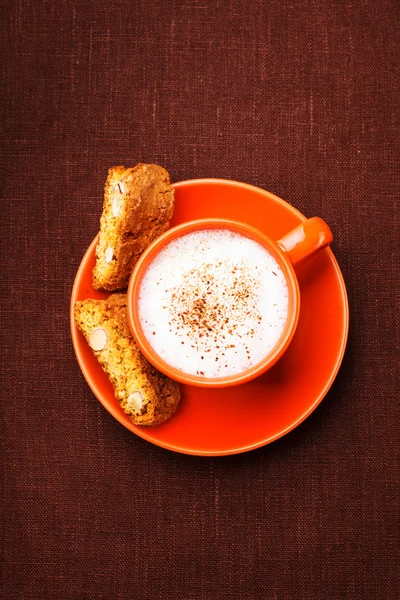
left=92, top=163, right=175, bottom=291
left=74, top=294, right=180, bottom=426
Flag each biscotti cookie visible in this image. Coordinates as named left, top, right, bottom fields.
left=74, top=294, right=180, bottom=426
left=92, top=163, right=175, bottom=291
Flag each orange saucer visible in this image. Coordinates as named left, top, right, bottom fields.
left=70, top=179, right=349, bottom=456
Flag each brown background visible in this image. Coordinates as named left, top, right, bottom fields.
left=1, top=0, right=399, bottom=598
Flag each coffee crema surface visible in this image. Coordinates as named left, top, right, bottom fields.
left=138, top=229, right=289, bottom=378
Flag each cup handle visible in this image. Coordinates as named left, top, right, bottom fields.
left=277, top=217, right=333, bottom=266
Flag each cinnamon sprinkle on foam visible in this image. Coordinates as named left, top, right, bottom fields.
left=138, top=230, right=289, bottom=378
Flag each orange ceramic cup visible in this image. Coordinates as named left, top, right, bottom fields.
left=127, top=217, right=332, bottom=388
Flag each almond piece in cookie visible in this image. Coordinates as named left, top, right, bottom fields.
left=92, top=163, right=175, bottom=291
left=74, top=294, right=180, bottom=426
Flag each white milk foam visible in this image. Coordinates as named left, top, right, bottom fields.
left=138, top=229, right=289, bottom=378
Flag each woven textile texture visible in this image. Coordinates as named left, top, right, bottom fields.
left=1, top=0, right=399, bottom=598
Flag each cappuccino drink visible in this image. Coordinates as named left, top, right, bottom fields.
left=138, top=229, right=289, bottom=378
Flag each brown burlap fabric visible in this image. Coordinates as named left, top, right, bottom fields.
left=1, top=1, right=399, bottom=598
